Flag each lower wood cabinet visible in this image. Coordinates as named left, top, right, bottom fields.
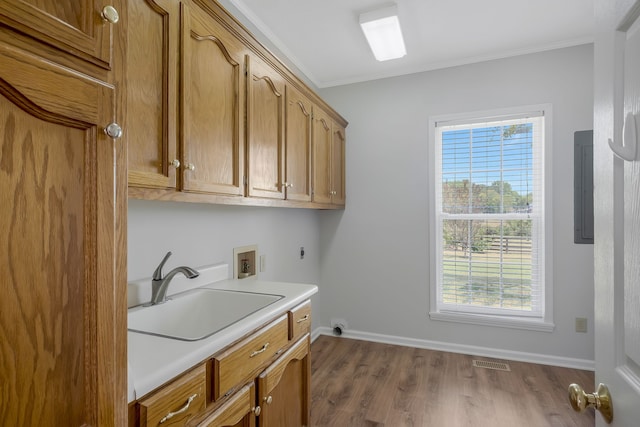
left=129, top=300, right=312, bottom=427
left=257, top=335, right=310, bottom=427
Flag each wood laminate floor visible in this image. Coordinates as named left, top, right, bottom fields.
left=310, top=336, right=595, bottom=427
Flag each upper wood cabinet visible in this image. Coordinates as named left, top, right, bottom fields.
left=180, top=1, right=246, bottom=196
left=312, top=108, right=333, bottom=205
left=0, top=0, right=116, bottom=68
left=0, top=39, right=126, bottom=425
left=285, top=85, right=313, bottom=202
left=331, top=121, right=346, bottom=206
left=126, top=0, right=179, bottom=189
left=125, top=0, right=347, bottom=208
left=313, top=110, right=346, bottom=206
left=246, top=54, right=285, bottom=200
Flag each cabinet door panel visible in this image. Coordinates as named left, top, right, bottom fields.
left=331, top=123, right=346, bottom=206
left=181, top=2, right=244, bottom=196
left=312, top=108, right=332, bottom=204
left=247, top=55, right=285, bottom=200
left=0, top=44, right=124, bottom=425
left=285, top=86, right=312, bottom=202
left=257, top=335, right=310, bottom=427
left=127, top=0, right=178, bottom=189
left=0, top=0, right=113, bottom=67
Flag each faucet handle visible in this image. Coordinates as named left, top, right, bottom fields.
left=153, top=251, right=172, bottom=280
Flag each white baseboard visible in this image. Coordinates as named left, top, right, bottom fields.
left=311, top=326, right=594, bottom=371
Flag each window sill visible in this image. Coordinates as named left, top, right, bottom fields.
left=429, top=311, right=555, bottom=332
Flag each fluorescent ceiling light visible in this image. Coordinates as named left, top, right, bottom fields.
left=359, top=4, right=407, bottom=61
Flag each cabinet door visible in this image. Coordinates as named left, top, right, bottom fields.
left=200, top=384, right=256, bottom=427
left=181, top=1, right=245, bottom=196
left=0, top=44, right=125, bottom=425
left=256, top=335, right=310, bottom=427
left=312, top=108, right=332, bottom=204
left=0, top=0, right=116, bottom=68
left=284, top=86, right=312, bottom=202
left=246, top=55, right=285, bottom=200
left=127, top=0, right=179, bottom=189
left=331, top=123, right=346, bottom=206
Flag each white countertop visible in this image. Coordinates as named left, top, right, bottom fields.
left=128, top=272, right=317, bottom=402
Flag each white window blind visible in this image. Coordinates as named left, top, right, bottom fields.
left=434, top=112, right=545, bottom=318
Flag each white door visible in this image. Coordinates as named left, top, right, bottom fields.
left=593, top=0, right=640, bottom=425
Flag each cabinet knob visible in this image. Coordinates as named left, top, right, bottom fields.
left=185, top=163, right=196, bottom=172
left=101, top=5, right=120, bottom=24
left=103, top=122, right=123, bottom=139
left=169, top=159, right=180, bottom=169
left=264, top=395, right=273, bottom=405
left=252, top=406, right=261, bottom=416
left=284, top=182, right=294, bottom=188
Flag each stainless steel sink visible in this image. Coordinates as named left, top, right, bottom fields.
left=128, top=288, right=283, bottom=341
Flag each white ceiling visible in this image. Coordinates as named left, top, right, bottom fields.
left=228, top=0, right=594, bottom=88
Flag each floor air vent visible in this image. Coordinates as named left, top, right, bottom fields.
left=472, top=359, right=511, bottom=371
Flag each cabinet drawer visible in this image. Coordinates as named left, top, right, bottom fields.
left=138, top=364, right=206, bottom=427
left=212, top=315, right=288, bottom=400
left=288, top=300, right=311, bottom=341
left=199, top=383, right=255, bottom=427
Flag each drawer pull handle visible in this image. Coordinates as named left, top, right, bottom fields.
left=296, top=314, right=310, bottom=324
left=159, top=393, right=198, bottom=424
left=250, top=342, right=269, bottom=358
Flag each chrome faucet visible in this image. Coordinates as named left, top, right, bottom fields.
left=148, top=251, right=200, bottom=305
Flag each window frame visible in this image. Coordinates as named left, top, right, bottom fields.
left=428, top=105, right=555, bottom=332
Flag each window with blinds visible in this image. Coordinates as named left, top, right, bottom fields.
left=432, top=110, right=546, bottom=319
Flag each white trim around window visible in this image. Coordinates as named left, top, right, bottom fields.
left=428, top=105, right=555, bottom=332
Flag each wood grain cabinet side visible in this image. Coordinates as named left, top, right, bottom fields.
left=0, top=39, right=126, bottom=426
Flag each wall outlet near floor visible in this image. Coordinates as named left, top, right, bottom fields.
left=575, top=317, right=588, bottom=333
left=330, top=318, right=348, bottom=335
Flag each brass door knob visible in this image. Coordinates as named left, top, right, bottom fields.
left=568, top=383, right=613, bottom=423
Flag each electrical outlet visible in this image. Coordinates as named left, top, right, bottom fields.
left=575, top=317, right=588, bottom=333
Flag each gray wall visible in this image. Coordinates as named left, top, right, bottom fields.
left=318, top=44, right=595, bottom=363
left=127, top=200, right=321, bottom=325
